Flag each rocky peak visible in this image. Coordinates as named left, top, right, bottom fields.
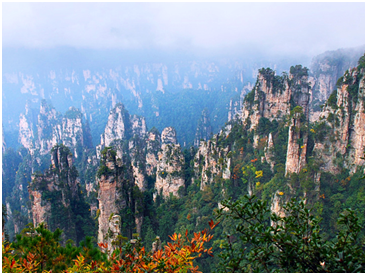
left=240, top=65, right=311, bottom=176
left=289, top=65, right=311, bottom=119
left=51, top=144, right=74, bottom=172
left=18, top=101, right=86, bottom=158
left=313, top=56, right=365, bottom=174
left=101, top=103, right=130, bottom=148
left=161, top=127, right=177, bottom=145
left=28, top=144, right=82, bottom=244
left=97, top=147, right=137, bottom=242
left=242, top=66, right=311, bottom=131
left=308, top=47, right=364, bottom=121
left=62, top=107, right=84, bottom=158
left=96, top=103, right=150, bottom=192
left=155, top=127, right=185, bottom=198
left=285, top=106, right=308, bottom=175
left=96, top=103, right=147, bottom=159
left=241, top=68, right=291, bottom=131
left=194, top=136, right=231, bottom=190
left=145, top=128, right=161, bottom=177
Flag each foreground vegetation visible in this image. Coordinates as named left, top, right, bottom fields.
left=3, top=195, right=364, bottom=273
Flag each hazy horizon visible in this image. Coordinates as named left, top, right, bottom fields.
left=3, top=2, right=365, bottom=61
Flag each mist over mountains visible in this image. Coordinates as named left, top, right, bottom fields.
left=2, top=3, right=365, bottom=272
left=3, top=45, right=364, bottom=149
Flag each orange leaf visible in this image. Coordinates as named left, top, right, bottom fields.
left=208, top=219, right=220, bottom=230
left=193, top=232, right=200, bottom=240
left=169, top=233, right=178, bottom=241
left=207, top=247, right=214, bottom=257
left=168, top=242, right=176, bottom=251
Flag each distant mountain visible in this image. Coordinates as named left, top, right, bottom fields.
left=309, top=45, right=364, bottom=120
left=3, top=47, right=314, bottom=147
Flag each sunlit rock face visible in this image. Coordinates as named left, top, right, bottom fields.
left=193, top=138, right=230, bottom=191
left=96, top=103, right=146, bottom=158
left=97, top=148, right=136, bottom=243
left=264, top=133, right=275, bottom=171
left=19, top=101, right=86, bottom=158
left=270, top=192, right=286, bottom=227
left=145, top=129, right=161, bottom=177
left=161, top=126, right=177, bottom=145
left=155, top=127, right=185, bottom=198
left=313, top=64, right=365, bottom=174
left=285, top=108, right=308, bottom=175
left=241, top=66, right=311, bottom=176
left=96, top=103, right=131, bottom=159
left=97, top=166, right=119, bottom=244
left=96, top=102, right=148, bottom=191
left=241, top=69, right=292, bottom=131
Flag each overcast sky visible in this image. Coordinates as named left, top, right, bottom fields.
left=2, top=2, right=365, bottom=57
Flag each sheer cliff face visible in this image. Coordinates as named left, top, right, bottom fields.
left=96, top=103, right=148, bottom=190
left=96, top=103, right=147, bottom=159
left=309, top=60, right=342, bottom=108
left=97, top=153, right=120, bottom=243
left=96, top=103, right=130, bottom=159
left=129, top=136, right=148, bottom=191
left=313, top=63, right=365, bottom=174
left=309, top=47, right=364, bottom=122
left=264, top=133, right=275, bottom=171
left=285, top=68, right=311, bottom=175
left=241, top=69, right=291, bottom=130
left=155, top=127, right=185, bottom=198
left=61, top=108, right=84, bottom=158
left=97, top=148, right=136, bottom=242
left=18, top=101, right=86, bottom=158
left=145, top=129, right=161, bottom=176
left=160, top=126, right=177, bottom=145
left=96, top=104, right=186, bottom=197
left=19, top=103, right=35, bottom=152
left=241, top=66, right=311, bottom=176
left=131, top=115, right=147, bottom=137
left=28, top=145, right=80, bottom=243
left=194, top=136, right=230, bottom=190
left=284, top=108, right=309, bottom=175
left=28, top=187, right=51, bottom=229
left=101, top=104, right=130, bottom=147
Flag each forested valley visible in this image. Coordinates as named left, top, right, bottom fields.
left=2, top=50, right=365, bottom=273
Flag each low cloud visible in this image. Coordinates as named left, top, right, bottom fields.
left=3, top=2, right=365, bottom=57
